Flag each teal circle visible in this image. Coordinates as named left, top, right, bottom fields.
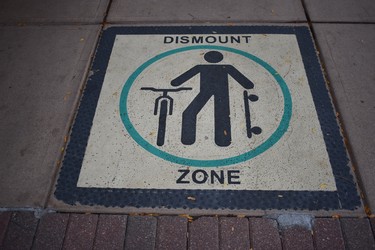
left=120, top=45, right=292, bottom=167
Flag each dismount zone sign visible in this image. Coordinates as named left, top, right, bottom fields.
left=55, top=26, right=361, bottom=211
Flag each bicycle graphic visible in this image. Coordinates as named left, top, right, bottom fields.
left=141, top=87, right=192, bottom=146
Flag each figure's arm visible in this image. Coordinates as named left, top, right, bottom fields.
left=227, top=65, right=254, bottom=89
left=171, top=66, right=200, bottom=86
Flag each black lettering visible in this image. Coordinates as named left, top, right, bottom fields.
left=164, top=36, right=174, bottom=44
left=242, top=35, right=251, bottom=43
left=210, top=170, right=224, bottom=184
left=192, top=170, right=208, bottom=184
left=230, top=36, right=241, bottom=43
left=218, top=36, right=228, bottom=44
left=205, top=36, right=216, bottom=43
left=192, top=36, right=203, bottom=43
left=180, top=36, right=189, bottom=44
left=176, top=169, right=190, bottom=184
left=228, top=170, right=241, bottom=184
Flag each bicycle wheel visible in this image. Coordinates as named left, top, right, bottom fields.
left=157, top=99, right=168, bottom=146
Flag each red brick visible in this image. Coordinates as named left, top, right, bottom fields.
left=189, top=217, right=218, bottom=250
left=93, top=214, right=127, bottom=250
left=0, top=212, right=12, bottom=247
left=33, top=213, right=69, bottom=250
left=341, top=218, right=375, bottom=250
left=219, top=217, right=250, bottom=250
left=281, top=226, right=313, bottom=250
left=124, top=216, right=157, bottom=250
left=63, top=213, right=98, bottom=250
left=313, top=218, right=344, bottom=250
left=249, top=218, right=282, bottom=250
left=2, top=211, right=38, bottom=249
left=156, top=216, right=187, bottom=250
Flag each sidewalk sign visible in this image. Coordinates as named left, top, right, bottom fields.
left=54, top=26, right=361, bottom=211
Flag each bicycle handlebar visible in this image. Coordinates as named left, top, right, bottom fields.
left=140, top=87, right=192, bottom=92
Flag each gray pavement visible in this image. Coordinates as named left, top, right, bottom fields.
left=107, top=0, right=306, bottom=23
left=313, top=23, right=375, bottom=211
left=0, top=0, right=109, bottom=24
left=304, top=0, right=375, bottom=22
left=0, top=0, right=374, bottom=218
left=0, top=25, right=100, bottom=207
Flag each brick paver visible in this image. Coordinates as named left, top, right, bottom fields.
left=0, top=212, right=11, bottom=247
left=219, top=217, right=250, bottom=250
left=313, top=218, right=345, bottom=250
left=33, top=213, right=69, bottom=250
left=63, top=213, right=98, bottom=250
left=281, top=226, right=314, bottom=250
left=124, top=216, right=157, bottom=250
left=94, top=214, right=127, bottom=250
left=2, top=211, right=38, bottom=250
left=156, top=216, right=188, bottom=250
left=250, top=218, right=282, bottom=250
left=189, top=217, right=219, bottom=250
left=0, top=213, right=375, bottom=249
left=341, top=218, right=375, bottom=250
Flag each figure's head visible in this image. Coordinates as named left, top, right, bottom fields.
left=204, top=51, right=223, bottom=63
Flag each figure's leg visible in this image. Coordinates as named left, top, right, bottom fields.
left=182, top=93, right=211, bottom=145
left=214, top=94, right=231, bottom=146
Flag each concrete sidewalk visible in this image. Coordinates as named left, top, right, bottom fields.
left=0, top=0, right=375, bottom=248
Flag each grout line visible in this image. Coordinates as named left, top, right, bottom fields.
left=153, top=216, right=159, bottom=250
left=101, top=0, right=114, bottom=26
left=300, top=0, right=313, bottom=28
left=184, top=217, right=189, bottom=250
left=103, top=20, right=309, bottom=25
left=0, top=20, right=373, bottom=27
left=186, top=218, right=191, bottom=250
left=121, top=215, right=128, bottom=249
left=30, top=216, right=41, bottom=249
left=248, top=218, right=253, bottom=249
left=338, top=218, right=349, bottom=249
left=123, top=215, right=131, bottom=249
left=92, top=214, right=101, bottom=249
left=0, top=20, right=373, bottom=28
left=60, top=213, right=71, bottom=249
left=0, top=212, right=12, bottom=247
left=311, top=218, right=318, bottom=250
left=0, top=22, right=103, bottom=27
left=217, top=217, right=221, bottom=250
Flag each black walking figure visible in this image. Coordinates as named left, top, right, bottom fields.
left=171, top=51, right=254, bottom=147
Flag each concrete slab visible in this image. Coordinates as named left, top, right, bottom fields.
left=0, top=0, right=109, bottom=24
left=52, top=25, right=362, bottom=213
left=304, top=0, right=375, bottom=23
left=107, top=0, right=306, bottom=23
left=313, top=24, right=375, bottom=213
left=0, top=25, right=100, bottom=207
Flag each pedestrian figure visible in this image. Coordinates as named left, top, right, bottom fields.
left=171, top=51, right=254, bottom=147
